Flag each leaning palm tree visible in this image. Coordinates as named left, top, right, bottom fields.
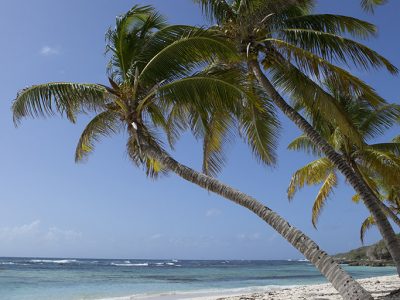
left=12, top=5, right=372, bottom=300
left=194, top=0, right=400, bottom=274
left=287, top=89, right=400, bottom=232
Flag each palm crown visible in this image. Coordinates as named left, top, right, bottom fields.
left=13, top=5, right=279, bottom=177
left=195, top=0, right=397, bottom=144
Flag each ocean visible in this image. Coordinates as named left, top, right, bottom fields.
left=0, top=257, right=396, bottom=300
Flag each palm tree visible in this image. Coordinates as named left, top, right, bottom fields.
left=193, top=0, right=400, bottom=274
left=12, top=5, right=372, bottom=300
left=287, top=89, right=400, bottom=233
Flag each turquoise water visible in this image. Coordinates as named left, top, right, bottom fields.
left=0, top=258, right=396, bottom=300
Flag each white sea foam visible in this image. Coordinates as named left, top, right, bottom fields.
left=111, top=262, right=149, bottom=267
left=30, top=259, right=78, bottom=264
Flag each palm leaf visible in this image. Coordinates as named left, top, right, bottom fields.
left=192, top=0, right=234, bottom=24
left=370, top=143, right=400, bottom=156
left=267, top=38, right=388, bottom=107
left=126, top=127, right=168, bottom=178
left=282, top=14, right=376, bottom=39
left=106, top=5, right=167, bottom=79
left=287, top=158, right=334, bottom=200
left=359, top=104, right=400, bottom=139
left=240, top=96, right=279, bottom=166
left=360, top=216, right=375, bottom=244
left=139, top=28, right=238, bottom=86
left=202, top=111, right=235, bottom=176
left=157, top=76, right=245, bottom=112
left=266, top=53, right=365, bottom=145
left=75, top=111, right=121, bottom=162
left=279, top=29, right=397, bottom=74
left=288, top=135, right=321, bottom=156
left=361, top=0, right=388, bottom=12
left=357, top=148, right=400, bottom=186
left=312, top=171, right=338, bottom=228
left=13, top=83, right=108, bottom=125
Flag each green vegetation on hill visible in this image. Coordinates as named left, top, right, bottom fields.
left=334, top=234, right=400, bottom=266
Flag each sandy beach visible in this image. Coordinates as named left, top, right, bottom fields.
left=194, top=275, right=399, bottom=300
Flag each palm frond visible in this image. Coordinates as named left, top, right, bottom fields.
left=106, top=5, right=167, bottom=80
left=287, top=134, right=321, bottom=156
left=157, top=76, right=244, bottom=112
left=287, top=158, right=334, bottom=200
left=192, top=0, right=235, bottom=24
left=279, top=29, right=397, bottom=74
left=164, top=104, right=190, bottom=149
left=139, top=28, right=238, bottom=86
left=127, top=126, right=168, bottom=178
left=202, top=112, right=235, bottom=176
left=360, top=215, right=375, bottom=244
left=357, top=148, right=400, bottom=186
left=240, top=96, right=280, bottom=166
left=359, top=104, right=400, bottom=139
left=266, top=53, right=365, bottom=145
left=267, top=38, right=388, bottom=107
left=13, top=83, right=108, bottom=125
left=370, top=143, right=400, bottom=156
left=361, top=0, right=388, bottom=12
left=312, top=171, right=337, bottom=228
left=75, top=111, right=121, bottom=162
left=282, top=14, right=376, bottom=39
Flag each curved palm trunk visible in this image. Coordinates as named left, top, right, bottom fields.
left=139, top=140, right=372, bottom=300
left=248, top=59, right=400, bottom=275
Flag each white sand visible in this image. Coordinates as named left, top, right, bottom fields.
left=189, top=275, right=399, bottom=300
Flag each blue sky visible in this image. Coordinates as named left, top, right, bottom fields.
left=0, top=0, right=399, bottom=260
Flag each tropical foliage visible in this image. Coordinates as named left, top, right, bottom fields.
left=194, top=0, right=397, bottom=153
left=361, top=0, right=388, bottom=12
left=13, top=5, right=279, bottom=177
left=287, top=87, right=400, bottom=238
left=193, top=0, right=400, bottom=272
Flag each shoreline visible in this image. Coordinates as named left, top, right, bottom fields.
left=191, top=275, right=400, bottom=300
left=123, top=275, right=399, bottom=300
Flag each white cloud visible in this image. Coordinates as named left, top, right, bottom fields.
left=40, top=46, right=60, bottom=56
left=44, top=227, right=82, bottom=242
left=0, top=220, right=41, bottom=240
left=0, top=220, right=82, bottom=243
left=205, top=208, right=221, bottom=217
left=237, top=233, right=261, bottom=241
left=148, top=233, right=162, bottom=240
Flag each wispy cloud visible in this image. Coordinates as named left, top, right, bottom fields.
left=205, top=208, right=221, bottom=217
left=40, top=46, right=60, bottom=56
left=148, top=233, right=163, bottom=240
left=44, top=227, right=82, bottom=242
left=0, top=220, right=41, bottom=240
left=0, top=220, right=82, bottom=243
left=237, top=233, right=261, bottom=241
